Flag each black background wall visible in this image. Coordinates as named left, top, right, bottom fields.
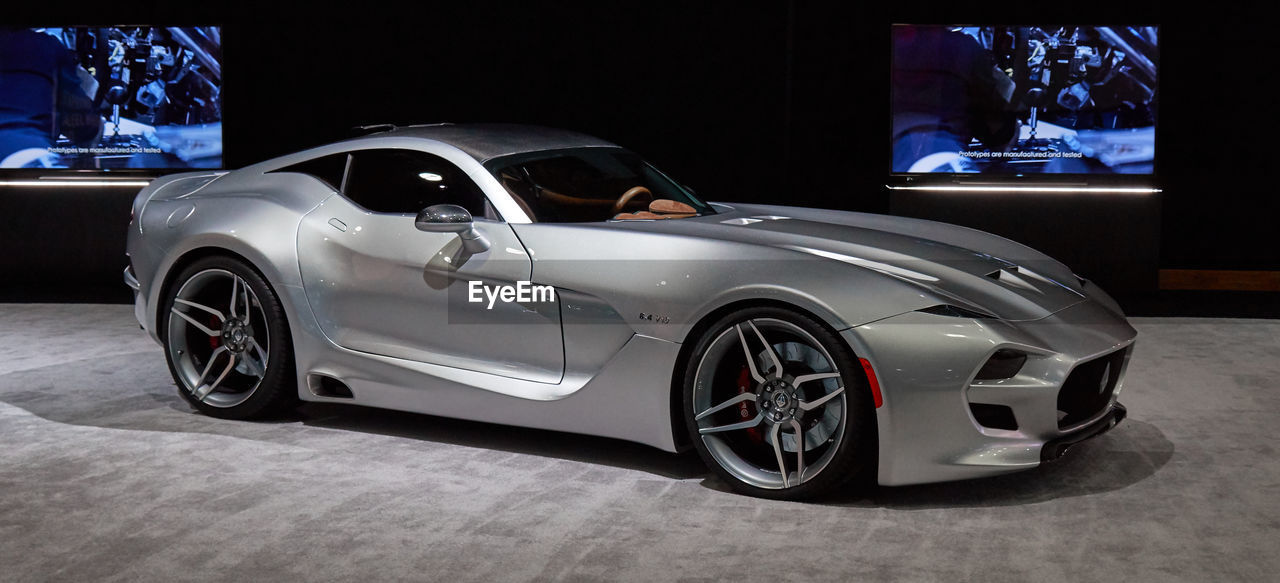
left=4, top=1, right=1276, bottom=304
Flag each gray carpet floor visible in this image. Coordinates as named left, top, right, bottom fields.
left=1, top=304, right=1277, bottom=582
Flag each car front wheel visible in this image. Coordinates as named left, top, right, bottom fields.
left=683, top=307, right=875, bottom=499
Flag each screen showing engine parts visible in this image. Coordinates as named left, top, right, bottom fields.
left=0, top=26, right=222, bottom=170
left=890, top=25, right=1157, bottom=175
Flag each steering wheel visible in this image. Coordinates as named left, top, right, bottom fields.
left=612, top=186, right=654, bottom=214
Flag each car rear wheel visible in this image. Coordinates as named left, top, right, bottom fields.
left=683, top=307, right=875, bottom=499
left=162, top=256, right=296, bottom=419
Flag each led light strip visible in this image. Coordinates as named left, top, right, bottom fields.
left=887, top=185, right=1161, bottom=194
left=0, top=180, right=153, bottom=187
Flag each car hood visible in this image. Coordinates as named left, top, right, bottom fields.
left=610, top=202, right=1087, bottom=321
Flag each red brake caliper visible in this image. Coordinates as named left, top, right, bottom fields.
left=737, top=365, right=763, bottom=443
left=209, top=315, right=222, bottom=350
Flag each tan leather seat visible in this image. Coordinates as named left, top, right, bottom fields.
left=650, top=199, right=696, bottom=214
left=611, top=201, right=697, bottom=221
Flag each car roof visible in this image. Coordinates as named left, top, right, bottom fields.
left=379, top=123, right=619, bottom=163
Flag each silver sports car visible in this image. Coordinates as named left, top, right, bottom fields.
left=125, top=124, right=1136, bottom=499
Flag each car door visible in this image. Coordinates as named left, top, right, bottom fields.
left=295, top=147, right=564, bottom=383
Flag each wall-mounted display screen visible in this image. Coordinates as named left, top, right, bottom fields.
left=891, top=25, right=1157, bottom=175
left=0, top=26, right=221, bottom=170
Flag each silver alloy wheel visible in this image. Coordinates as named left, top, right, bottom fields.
left=167, top=268, right=271, bottom=408
left=692, top=318, right=847, bottom=490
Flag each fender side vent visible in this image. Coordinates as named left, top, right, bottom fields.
left=307, top=374, right=354, bottom=399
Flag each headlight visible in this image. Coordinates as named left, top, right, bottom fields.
left=916, top=304, right=996, bottom=319
left=973, top=349, right=1027, bottom=380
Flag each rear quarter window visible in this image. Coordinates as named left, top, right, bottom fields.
left=272, top=153, right=350, bottom=191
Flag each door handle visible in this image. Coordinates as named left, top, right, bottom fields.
left=327, top=218, right=348, bottom=232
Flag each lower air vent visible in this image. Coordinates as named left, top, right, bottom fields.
left=307, top=374, right=354, bottom=398
left=970, top=403, right=1018, bottom=430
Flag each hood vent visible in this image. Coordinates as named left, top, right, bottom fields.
left=985, top=265, right=1083, bottom=298
left=986, top=266, right=1042, bottom=294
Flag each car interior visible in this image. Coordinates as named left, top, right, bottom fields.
left=490, top=150, right=706, bottom=222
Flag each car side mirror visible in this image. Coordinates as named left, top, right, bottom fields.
left=415, top=204, right=490, bottom=253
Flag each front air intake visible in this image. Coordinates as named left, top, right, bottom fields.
left=1056, top=348, right=1128, bottom=428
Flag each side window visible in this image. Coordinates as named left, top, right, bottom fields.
left=343, top=149, right=487, bottom=215
left=274, top=153, right=349, bottom=191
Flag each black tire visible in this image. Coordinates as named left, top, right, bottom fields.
left=682, top=306, right=875, bottom=499
left=161, top=255, right=297, bottom=420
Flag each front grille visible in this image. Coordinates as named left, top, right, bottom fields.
left=1057, top=347, right=1128, bottom=429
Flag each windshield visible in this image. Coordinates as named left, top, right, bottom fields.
left=485, top=147, right=714, bottom=223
